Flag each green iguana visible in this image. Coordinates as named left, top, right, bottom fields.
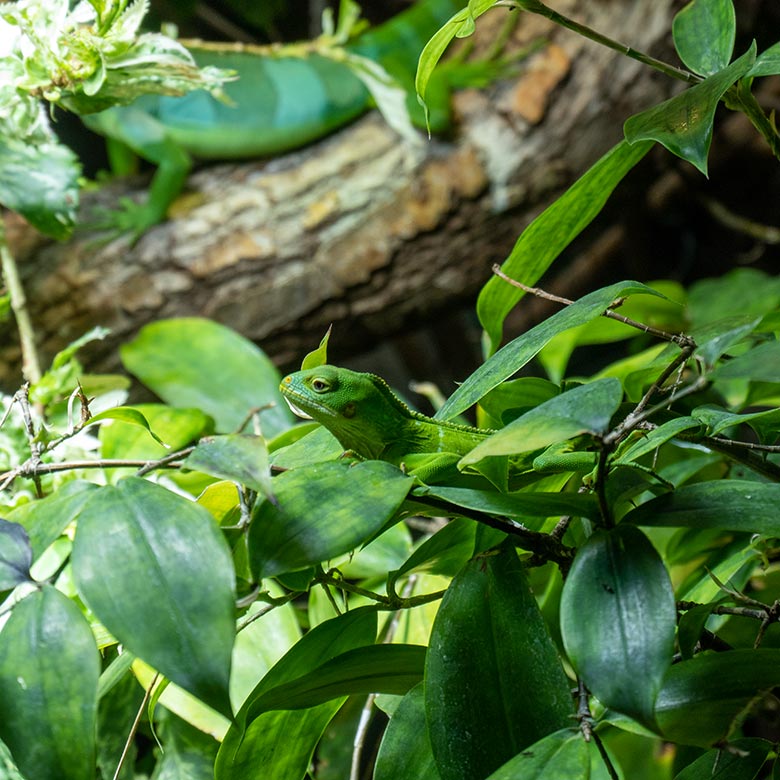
left=82, top=0, right=467, bottom=237
left=280, top=365, right=494, bottom=478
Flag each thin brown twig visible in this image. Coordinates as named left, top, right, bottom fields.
left=113, top=672, right=158, bottom=780
left=492, top=265, right=695, bottom=347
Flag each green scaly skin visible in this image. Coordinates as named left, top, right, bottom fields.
left=82, top=0, right=464, bottom=237
left=280, top=365, right=495, bottom=467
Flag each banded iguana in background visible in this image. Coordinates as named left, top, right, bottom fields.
left=82, top=0, right=468, bottom=237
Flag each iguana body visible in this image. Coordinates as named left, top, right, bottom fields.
left=82, top=0, right=463, bottom=235
left=280, top=365, right=494, bottom=467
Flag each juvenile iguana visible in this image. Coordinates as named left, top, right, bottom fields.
left=279, top=365, right=494, bottom=473
left=82, top=0, right=465, bottom=236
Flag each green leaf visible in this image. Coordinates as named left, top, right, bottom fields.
left=71, top=478, right=236, bottom=717
left=655, top=649, right=780, bottom=745
left=0, top=586, right=100, bottom=780
left=375, top=683, right=439, bottom=780
left=561, top=526, right=675, bottom=728
left=0, top=520, right=33, bottom=590
left=691, top=404, right=780, bottom=436
left=120, top=318, right=294, bottom=436
left=243, top=643, right=425, bottom=719
left=0, top=139, right=79, bottom=240
left=477, top=142, right=653, bottom=353
left=88, top=406, right=164, bottom=445
left=749, top=41, right=780, bottom=77
left=152, top=714, right=219, bottom=780
left=216, top=609, right=377, bottom=779
left=99, top=404, right=213, bottom=460
left=614, top=416, right=702, bottom=466
left=460, top=378, right=623, bottom=465
left=693, top=315, right=762, bottom=367
left=184, top=434, right=274, bottom=502
left=439, top=282, right=661, bottom=420
left=301, top=326, right=332, bottom=370
left=672, top=0, right=735, bottom=76
left=248, top=460, right=413, bottom=580
left=414, top=484, right=599, bottom=521
left=624, top=44, right=756, bottom=174
left=485, top=729, right=588, bottom=779
left=426, top=544, right=572, bottom=780
left=673, top=737, right=769, bottom=779
left=415, top=0, right=495, bottom=126
left=712, top=341, right=780, bottom=382
left=6, top=481, right=98, bottom=561
left=625, top=480, right=780, bottom=536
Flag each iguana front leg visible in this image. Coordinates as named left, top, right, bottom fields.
left=83, top=105, right=192, bottom=240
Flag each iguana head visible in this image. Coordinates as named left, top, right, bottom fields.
left=279, top=365, right=410, bottom=459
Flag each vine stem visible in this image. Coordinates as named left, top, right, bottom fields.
left=0, top=220, right=41, bottom=383
left=498, top=0, right=701, bottom=85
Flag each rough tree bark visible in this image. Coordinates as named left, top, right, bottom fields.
left=2, top=0, right=680, bottom=386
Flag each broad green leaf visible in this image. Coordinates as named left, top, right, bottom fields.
left=414, top=484, right=599, bottom=521
left=87, top=406, right=164, bottom=445
left=152, top=714, right=219, bottom=780
left=677, top=604, right=714, bottom=660
left=477, top=143, right=653, bottom=354
left=217, top=610, right=376, bottom=779
left=301, top=326, right=332, bottom=370
left=99, top=404, right=212, bottom=460
left=485, top=728, right=588, bottom=779
left=269, top=425, right=343, bottom=469
left=120, top=318, right=294, bottom=436
left=749, top=41, right=780, bottom=77
left=625, top=481, right=780, bottom=536
left=560, top=525, right=675, bottom=727
left=674, top=737, right=769, bottom=779
left=712, top=341, right=780, bottom=383
left=0, top=586, right=100, bottom=780
left=426, top=544, right=572, bottom=780
left=655, top=648, right=780, bottom=745
left=0, top=139, right=79, bottom=240
left=460, top=378, right=623, bottom=465
left=0, top=520, right=32, bottom=590
left=243, top=643, right=425, bottom=720
left=248, top=460, right=413, bottom=580
left=687, top=269, right=780, bottom=328
left=693, top=315, right=762, bottom=367
left=624, top=44, right=756, bottom=174
left=389, top=518, right=477, bottom=590
left=337, top=521, right=412, bottom=579
left=691, top=404, right=780, bottom=436
left=677, top=538, right=756, bottom=604
left=230, top=594, right=301, bottom=711
left=6, top=481, right=98, bottom=561
left=71, top=478, right=235, bottom=717
left=672, top=0, right=735, bottom=76
left=439, top=282, right=661, bottom=420
left=184, top=434, right=274, bottom=502
left=375, top=683, right=439, bottom=780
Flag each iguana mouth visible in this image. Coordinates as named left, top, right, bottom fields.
left=283, top=397, right=312, bottom=420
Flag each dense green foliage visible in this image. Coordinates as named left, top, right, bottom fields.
left=1, top=0, right=780, bottom=778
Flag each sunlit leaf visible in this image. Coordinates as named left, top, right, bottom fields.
left=477, top=144, right=653, bottom=353
left=460, top=378, right=623, bottom=465
left=301, top=326, right=332, bottom=370
left=120, top=318, right=294, bottom=436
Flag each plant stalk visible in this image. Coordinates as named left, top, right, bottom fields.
left=0, top=219, right=41, bottom=383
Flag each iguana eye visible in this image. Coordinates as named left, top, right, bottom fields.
left=311, top=378, right=330, bottom=392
